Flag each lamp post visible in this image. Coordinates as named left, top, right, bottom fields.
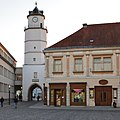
left=9, top=85, right=10, bottom=105
left=21, top=87, right=22, bottom=101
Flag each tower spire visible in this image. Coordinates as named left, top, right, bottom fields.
left=35, top=2, right=37, bottom=7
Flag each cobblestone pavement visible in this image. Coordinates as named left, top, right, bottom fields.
left=0, top=101, right=120, bottom=120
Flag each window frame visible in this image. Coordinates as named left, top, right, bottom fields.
left=53, top=59, right=62, bottom=73
left=93, top=56, right=112, bottom=72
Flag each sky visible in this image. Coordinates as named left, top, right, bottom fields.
left=0, top=0, right=120, bottom=67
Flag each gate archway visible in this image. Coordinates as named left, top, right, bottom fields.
left=28, top=84, right=42, bottom=101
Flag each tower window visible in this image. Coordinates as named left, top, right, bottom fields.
left=34, top=46, right=36, bottom=49
left=34, top=72, right=37, bottom=78
left=40, top=23, right=42, bottom=28
left=33, top=58, right=36, bottom=61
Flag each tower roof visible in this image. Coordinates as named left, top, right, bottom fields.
left=27, top=3, right=44, bottom=18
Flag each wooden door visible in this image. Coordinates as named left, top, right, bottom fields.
left=95, top=86, right=112, bottom=106
left=55, top=89, right=61, bottom=106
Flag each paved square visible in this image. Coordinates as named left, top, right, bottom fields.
left=0, top=101, right=120, bottom=120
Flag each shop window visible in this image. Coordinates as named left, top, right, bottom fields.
left=89, top=88, right=94, bottom=98
left=71, top=89, right=85, bottom=103
left=50, top=89, right=54, bottom=103
left=113, top=88, right=117, bottom=99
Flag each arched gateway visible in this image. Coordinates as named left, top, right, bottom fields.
left=28, top=84, right=42, bottom=101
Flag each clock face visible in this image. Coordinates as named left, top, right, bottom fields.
left=32, top=17, right=38, bottom=23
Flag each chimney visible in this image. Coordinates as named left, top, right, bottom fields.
left=83, top=23, right=87, bottom=28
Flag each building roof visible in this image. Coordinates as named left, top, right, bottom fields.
left=0, top=42, right=17, bottom=62
left=27, top=5, right=44, bottom=18
left=46, top=22, right=120, bottom=50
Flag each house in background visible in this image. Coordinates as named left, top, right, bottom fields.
left=44, top=22, right=120, bottom=106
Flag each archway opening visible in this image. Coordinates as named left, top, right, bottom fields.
left=28, top=84, right=42, bottom=101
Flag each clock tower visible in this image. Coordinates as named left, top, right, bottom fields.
left=23, top=3, right=47, bottom=101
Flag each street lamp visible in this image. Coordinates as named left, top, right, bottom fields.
left=9, top=85, right=10, bottom=105
left=21, top=86, right=22, bottom=101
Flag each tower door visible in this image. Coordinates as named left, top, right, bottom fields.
left=95, top=86, right=112, bottom=106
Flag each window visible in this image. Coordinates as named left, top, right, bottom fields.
left=16, top=74, right=22, bottom=80
left=4, top=68, right=7, bottom=77
left=74, top=58, right=83, bottom=72
left=93, top=58, right=101, bottom=71
left=34, top=46, right=36, bottom=49
left=53, top=59, right=62, bottom=72
left=113, top=89, right=117, bottom=99
left=0, top=65, right=3, bottom=75
left=33, top=58, right=36, bottom=61
left=103, top=57, right=112, bottom=71
left=50, top=90, right=54, bottom=103
left=89, top=88, right=94, bottom=98
left=93, top=57, right=112, bottom=71
left=40, top=23, right=42, bottom=28
left=34, top=72, right=37, bottom=78
left=71, top=89, right=85, bottom=104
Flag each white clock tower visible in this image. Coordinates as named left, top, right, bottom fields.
left=23, top=3, right=47, bottom=101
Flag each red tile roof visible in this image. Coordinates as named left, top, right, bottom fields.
left=46, top=22, right=120, bottom=50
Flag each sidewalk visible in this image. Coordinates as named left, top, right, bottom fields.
left=29, top=101, right=120, bottom=111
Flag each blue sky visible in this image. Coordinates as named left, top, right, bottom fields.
left=0, top=0, right=120, bottom=66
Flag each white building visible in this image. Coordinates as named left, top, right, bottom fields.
left=23, top=4, right=47, bottom=101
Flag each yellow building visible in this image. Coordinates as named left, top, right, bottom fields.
left=44, top=22, right=120, bottom=106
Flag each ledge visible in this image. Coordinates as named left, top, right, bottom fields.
left=92, top=70, right=113, bottom=74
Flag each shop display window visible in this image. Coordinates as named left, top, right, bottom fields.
left=89, top=88, right=94, bottom=98
left=50, top=90, right=54, bottom=102
left=71, top=89, right=85, bottom=103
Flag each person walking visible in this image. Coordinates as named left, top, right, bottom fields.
left=0, top=97, right=4, bottom=107
left=14, top=96, right=18, bottom=109
left=37, top=95, right=40, bottom=101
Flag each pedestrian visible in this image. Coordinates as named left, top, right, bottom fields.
left=113, top=100, right=117, bottom=108
left=37, top=95, right=40, bottom=101
left=14, top=96, right=18, bottom=108
left=0, top=97, right=4, bottom=107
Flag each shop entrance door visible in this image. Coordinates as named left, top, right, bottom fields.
left=95, top=86, right=112, bottom=106
left=55, top=89, right=61, bottom=106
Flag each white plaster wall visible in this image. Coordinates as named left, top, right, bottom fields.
left=25, top=29, right=46, bottom=41
left=25, top=41, right=46, bottom=53
left=24, top=53, right=45, bottom=64
left=23, top=65, right=45, bottom=101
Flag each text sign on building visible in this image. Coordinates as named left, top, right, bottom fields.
left=32, top=79, right=39, bottom=82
